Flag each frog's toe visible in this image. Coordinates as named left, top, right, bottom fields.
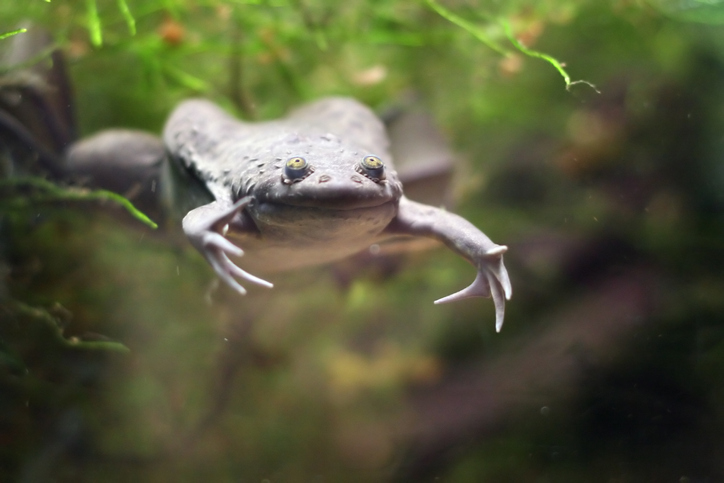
left=221, top=252, right=274, bottom=288
left=434, top=247, right=512, bottom=332
left=489, top=270, right=507, bottom=333
left=205, top=249, right=274, bottom=295
left=486, top=247, right=512, bottom=300
left=207, top=249, right=249, bottom=295
left=198, top=231, right=273, bottom=294
left=204, top=232, right=243, bottom=257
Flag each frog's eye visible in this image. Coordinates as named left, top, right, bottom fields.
left=356, top=155, right=386, bottom=182
left=282, top=156, right=314, bottom=184
left=287, top=157, right=307, bottom=170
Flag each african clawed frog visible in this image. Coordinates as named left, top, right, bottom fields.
left=0, top=30, right=512, bottom=330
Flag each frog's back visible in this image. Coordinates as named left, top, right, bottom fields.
left=163, top=99, right=248, bottom=169
left=283, top=97, right=390, bottom=156
left=163, top=99, right=280, bottom=202
left=163, top=97, right=395, bottom=203
left=165, top=97, right=389, bottom=157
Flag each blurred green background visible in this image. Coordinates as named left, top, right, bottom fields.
left=3, top=0, right=724, bottom=481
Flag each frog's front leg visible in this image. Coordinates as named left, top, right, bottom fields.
left=183, top=197, right=273, bottom=295
left=384, top=196, right=512, bottom=332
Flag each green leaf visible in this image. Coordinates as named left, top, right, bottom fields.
left=501, top=20, right=599, bottom=93
left=117, top=0, right=137, bottom=36
left=0, top=28, right=27, bottom=41
left=425, top=0, right=509, bottom=56
left=86, top=0, right=103, bottom=47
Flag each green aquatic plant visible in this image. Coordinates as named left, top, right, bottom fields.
left=0, top=178, right=158, bottom=229
left=2, top=300, right=131, bottom=353
left=425, top=0, right=598, bottom=92
left=83, top=0, right=137, bottom=46
left=0, top=28, right=27, bottom=41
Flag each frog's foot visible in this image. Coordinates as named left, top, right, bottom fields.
left=434, top=245, right=512, bottom=332
left=183, top=197, right=273, bottom=295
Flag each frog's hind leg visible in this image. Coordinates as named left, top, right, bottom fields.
left=64, top=129, right=166, bottom=220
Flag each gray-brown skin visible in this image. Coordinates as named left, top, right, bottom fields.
left=164, top=98, right=512, bottom=331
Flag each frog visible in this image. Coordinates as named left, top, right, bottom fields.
left=1, top=29, right=512, bottom=331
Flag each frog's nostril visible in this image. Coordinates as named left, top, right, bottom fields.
left=319, top=174, right=332, bottom=183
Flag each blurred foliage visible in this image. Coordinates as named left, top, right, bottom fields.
left=646, top=0, right=724, bottom=23
left=3, top=0, right=724, bottom=481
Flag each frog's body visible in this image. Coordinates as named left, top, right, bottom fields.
left=1, top=30, right=512, bottom=331
left=163, top=98, right=402, bottom=274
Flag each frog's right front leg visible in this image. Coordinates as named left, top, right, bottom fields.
left=182, top=197, right=273, bottom=295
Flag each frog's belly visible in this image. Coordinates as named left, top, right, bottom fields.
left=227, top=201, right=398, bottom=273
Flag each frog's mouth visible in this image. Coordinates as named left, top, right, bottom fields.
left=255, top=198, right=398, bottom=215
left=254, top=175, right=402, bottom=211
left=247, top=198, right=399, bottom=239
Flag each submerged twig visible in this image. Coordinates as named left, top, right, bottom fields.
left=5, top=300, right=131, bottom=354
left=0, top=177, right=158, bottom=229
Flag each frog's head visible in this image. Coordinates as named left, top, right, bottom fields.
left=246, top=132, right=403, bottom=211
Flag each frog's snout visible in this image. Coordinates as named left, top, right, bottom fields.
left=310, top=172, right=373, bottom=186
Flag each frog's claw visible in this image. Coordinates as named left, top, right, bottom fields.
left=183, top=197, right=273, bottom=295
left=434, top=246, right=512, bottom=332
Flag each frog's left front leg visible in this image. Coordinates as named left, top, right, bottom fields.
left=384, top=196, right=512, bottom=332
left=183, top=197, right=273, bottom=295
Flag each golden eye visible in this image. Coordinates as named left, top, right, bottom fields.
left=357, top=155, right=385, bottom=181
left=282, top=156, right=314, bottom=184
left=362, top=155, right=383, bottom=170
left=286, top=157, right=307, bottom=170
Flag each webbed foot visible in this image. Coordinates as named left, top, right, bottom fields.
left=434, top=245, right=512, bottom=332
left=183, top=196, right=273, bottom=295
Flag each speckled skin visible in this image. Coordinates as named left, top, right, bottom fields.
left=165, top=98, right=402, bottom=273
left=165, top=98, right=512, bottom=331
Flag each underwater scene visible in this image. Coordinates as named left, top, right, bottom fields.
left=2, top=1, right=724, bottom=481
